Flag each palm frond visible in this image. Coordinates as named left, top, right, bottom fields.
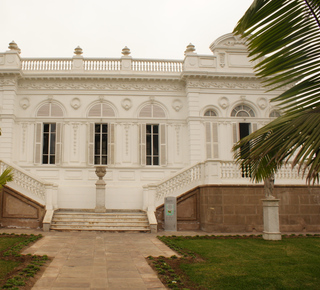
left=233, top=0, right=320, bottom=184
left=0, top=167, right=14, bottom=188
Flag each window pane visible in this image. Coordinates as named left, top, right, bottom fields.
left=95, top=124, right=101, bottom=133
left=95, top=134, right=100, bottom=154
left=43, top=134, right=49, bottom=154
left=153, top=157, right=159, bottom=165
left=153, top=135, right=159, bottom=155
left=146, top=157, right=152, bottom=165
left=102, top=124, right=108, bottom=133
left=50, top=155, right=55, bottom=164
left=50, top=133, right=56, bottom=154
left=102, top=134, right=108, bottom=154
left=102, top=156, right=107, bottom=165
left=51, top=123, right=56, bottom=132
left=43, top=124, right=49, bottom=132
left=42, top=155, right=48, bottom=164
left=153, top=125, right=158, bottom=133
left=146, top=125, right=151, bottom=134
left=94, top=156, right=100, bottom=165
left=146, top=135, right=151, bottom=155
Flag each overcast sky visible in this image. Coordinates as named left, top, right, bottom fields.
left=1, top=0, right=253, bottom=59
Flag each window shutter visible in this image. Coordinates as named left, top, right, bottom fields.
left=205, top=122, right=212, bottom=159
left=139, top=124, right=146, bottom=166
left=108, top=123, right=115, bottom=165
left=212, top=122, right=219, bottom=159
left=232, top=123, right=238, bottom=144
left=34, top=123, right=42, bottom=164
left=206, top=122, right=219, bottom=159
left=252, top=123, right=258, bottom=132
left=88, top=123, right=94, bottom=165
left=160, top=124, right=167, bottom=166
left=55, top=123, right=62, bottom=165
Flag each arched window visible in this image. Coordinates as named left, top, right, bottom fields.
left=269, top=110, right=281, bottom=118
left=231, top=105, right=255, bottom=117
left=87, top=103, right=115, bottom=166
left=88, top=103, right=115, bottom=117
left=37, top=103, right=64, bottom=117
left=204, top=109, right=218, bottom=117
left=35, top=102, right=64, bottom=165
left=139, top=104, right=166, bottom=166
left=139, top=104, right=165, bottom=118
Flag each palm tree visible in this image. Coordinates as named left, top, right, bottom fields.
left=232, top=0, right=320, bottom=184
left=0, top=167, right=13, bottom=188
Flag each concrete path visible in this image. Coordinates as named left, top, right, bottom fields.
left=3, top=229, right=180, bottom=290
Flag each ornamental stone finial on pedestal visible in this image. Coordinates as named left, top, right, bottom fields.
left=95, top=166, right=107, bottom=185
left=184, top=43, right=196, bottom=55
left=8, top=41, right=21, bottom=54
left=95, top=166, right=107, bottom=212
left=74, top=46, right=83, bottom=55
left=122, top=46, right=131, bottom=56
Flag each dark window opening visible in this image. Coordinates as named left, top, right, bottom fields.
left=146, top=124, right=159, bottom=165
left=239, top=123, right=251, bottom=178
left=42, top=123, right=56, bottom=164
left=95, top=124, right=108, bottom=165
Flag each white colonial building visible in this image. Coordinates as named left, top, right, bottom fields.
left=0, top=33, right=307, bottom=232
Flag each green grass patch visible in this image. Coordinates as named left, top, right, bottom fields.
left=0, top=233, right=47, bottom=289
left=155, top=235, right=320, bottom=289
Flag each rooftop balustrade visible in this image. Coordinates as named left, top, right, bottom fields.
left=20, top=57, right=183, bottom=73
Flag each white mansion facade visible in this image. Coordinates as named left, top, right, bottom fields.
left=0, top=33, right=303, bottom=215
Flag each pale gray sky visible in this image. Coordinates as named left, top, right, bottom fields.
left=0, top=0, right=253, bottom=59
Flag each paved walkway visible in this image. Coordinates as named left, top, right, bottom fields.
left=2, top=228, right=183, bottom=290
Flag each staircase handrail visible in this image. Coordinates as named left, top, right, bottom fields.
left=155, top=161, right=204, bottom=201
left=0, top=160, right=53, bottom=201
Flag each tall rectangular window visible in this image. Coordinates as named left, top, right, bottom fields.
left=95, top=124, right=108, bottom=165
left=146, top=124, right=159, bottom=165
left=42, top=123, right=56, bottom=164
left=239, top=123, right=251, bottom=178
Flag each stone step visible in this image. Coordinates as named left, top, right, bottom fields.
left=50, top=210, right=151, bottom=232
left=52, top=217, right=148, bottom=222
left=50, top=224, right=150, bottom=232
left=52, top=220, right=149, bottom=227
left=53, top=213, right=147, bottom=219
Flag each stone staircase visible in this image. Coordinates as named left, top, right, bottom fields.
left=50, top=210, right=151, bottom=232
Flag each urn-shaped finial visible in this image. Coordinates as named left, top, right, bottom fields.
left=95, top=166, right=107, bottom=180
left=122, top=46, right=131, bottom=56
left=74, top=46, right=83, bottom=55
left=184, top=43, right=196, bottom=55
left=8, top=41, right=21, bottom=54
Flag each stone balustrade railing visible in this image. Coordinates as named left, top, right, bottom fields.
left=0, top=160, right=57, bottom=208
left=22, top=59, right=72, bottom=71
left=132, top=59, right=183, bottom=72
left=20, top=58, right=183, bottom=73
left=143, top=160, right=304, bottom=209
left=84, top=59, right=121, bottom=71
left=155, top=163, right=203, bottom=200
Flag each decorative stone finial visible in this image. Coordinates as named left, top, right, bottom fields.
left=184, top=43, right=196, bottom=55
left=8, top=41, right=21, bottom=54
left=122, top=46, right=131, bottom=56
left=74, top=46, right=83, bottom=55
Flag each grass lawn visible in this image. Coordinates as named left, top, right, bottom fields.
left=154, top=235, right=320, bottom=289
left=0, top=233, right=47, bottom=289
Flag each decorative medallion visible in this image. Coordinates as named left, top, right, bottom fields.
left=218, top=97, right=229, bottom=109
left=257, top=97, right=268, bottom=110
left=121, top=98, right=132, bottom=111
left=172, top=99, right=183, bottom=112
left=71, top=98, right=81, bottom=110
left=19, top=98, right=30, bottom=110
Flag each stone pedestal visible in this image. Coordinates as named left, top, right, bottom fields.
left=95, top=166, right=107, bottom=213
left=262, top=199, right=281, bottom=240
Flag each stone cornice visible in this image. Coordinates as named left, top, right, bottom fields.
left=18, top=78, right=185, bottom=92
